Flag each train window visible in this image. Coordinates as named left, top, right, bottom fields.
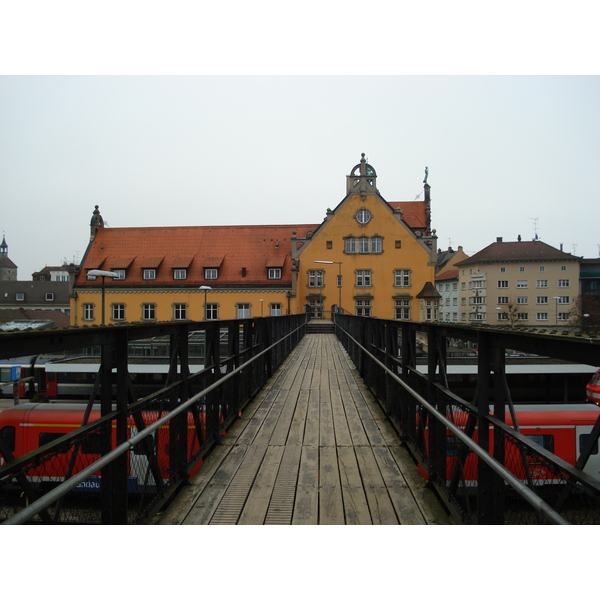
left=81, top=433, right=104, bottom=455
left=0, top=426, right=16, bottom=454
left=579, top=434, right=599, bottom=456
left=525, top=434, right=554, bottom=453
left=39, top=432, right=66, bottom=448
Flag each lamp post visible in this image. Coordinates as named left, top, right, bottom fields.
left=87, top=269, right=119, bottom=325
left=260, top=299, right=264, bottom=317
left=314, top=261, right=343, bottom=315
left=199, top=286, right=212, bottom=320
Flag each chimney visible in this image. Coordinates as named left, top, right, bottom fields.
left=496, top=237, right=503, bottom=243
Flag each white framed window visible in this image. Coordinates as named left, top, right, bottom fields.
left=395, top=299, right=410, bottom=320
left=536, top=312, right=549, bottom=321
left=500, top=267, right=506, bottom=273
left=370, top=236, right=383, bottom=253
left=143, top=269, right=156, bottom=280
left=519, top=266, right=525, bottom=272
left=558, top=312, right=570, bottom=321
left=204, top=268, right=218, bottom=280
left=356, top=299, right=371, bottom=316
left=557, top=296, right=570, bottom=304
left=498, top=281, right=509, bottom=288
left=112, top=303, right=125, bottom=321
left=308, top=270, right=324, bottom=288
left=517, top=313, right=528, bottom=321
left=516, top=296, right=528, bottom=304
left=83, top=303, right=94, bottom=321
left=270, top=303, right=282, bottom=316
left=516, top=280, right=528, bottom=288
left=539, top=266, right=545, bottom=272
left=173, top=303, right=187, bottom=320
left=142, top=303, right=155, bottom=320
left=537, top=296, right=548, bottom=304
left=45, top=292, right=55, bottom=301
left=356, top=208, right=371, bottom=224
left=561, top=265, right=567, bottom=271
left=358, top=236, right=369, bottom=253
left=355, top=270, right=372, bottom=287
left=206, top=303, right=219, bottom=320
left=268, top=268, right=282, bottom=280
left=497, top=312, right=508, bottom=321
left=558, top=279, right=570, bottom=288
left=112, top=269, right=126, bottom=280
left=394, top=269, right=411, bottom=287
left=497, top=296, right=509, bottom=304
left=537, top=280, right=548, bottom=288
left=237, top=303, right=250, bottom=319
left=16, top=292, right=25, bottom=301
left=345, top=237, right=356, bottom=254
left=173, top=269, right=187, bottom=280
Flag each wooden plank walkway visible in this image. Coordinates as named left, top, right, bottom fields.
left=158, top=333, right=452, bottom=525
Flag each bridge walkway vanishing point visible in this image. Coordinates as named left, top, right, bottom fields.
left=159, top=332, right=452, bottom=525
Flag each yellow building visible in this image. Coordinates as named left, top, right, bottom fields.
left=71, top=156, right=439, bottom=325
left=293, top=155, right=439, bottom=320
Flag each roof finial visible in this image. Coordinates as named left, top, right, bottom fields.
left=423, top=166, right=429, bottom=185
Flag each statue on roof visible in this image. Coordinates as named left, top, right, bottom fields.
left=423, top=166, right=429, bottom=185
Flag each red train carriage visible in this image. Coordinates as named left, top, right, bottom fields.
left=417, top=404, right=600, bottom=485
left=0, top=403, right=209, bottom=492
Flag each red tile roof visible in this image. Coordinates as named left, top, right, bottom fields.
left=76, top=224, right=319, bottom=287
left=388, top=202, right=428, bottom=229
left=435, top=268, right=459, bottom=281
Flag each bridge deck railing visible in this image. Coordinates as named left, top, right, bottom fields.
left=333, top=314, right=600, bottom=524
left=0, top=314, right=307, bottom=524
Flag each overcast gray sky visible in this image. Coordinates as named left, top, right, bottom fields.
left=1, top=5, right=599, bottom=280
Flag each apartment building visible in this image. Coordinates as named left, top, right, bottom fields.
left=455, top=237, right=581, bottom=329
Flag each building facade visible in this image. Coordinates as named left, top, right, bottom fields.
left=455, top=237, right=581, bottom=329
left=71, top=156, right=439, bottom=325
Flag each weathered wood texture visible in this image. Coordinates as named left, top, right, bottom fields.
left=158, top=334, right=452, bottom=525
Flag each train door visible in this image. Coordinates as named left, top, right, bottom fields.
left=575, top=425, right=600, bottom=482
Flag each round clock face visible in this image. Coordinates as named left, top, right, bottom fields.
left=356, top=208, right=371, bottom=224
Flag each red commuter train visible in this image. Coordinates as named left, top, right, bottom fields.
left=416, top=404, right=600, bottom=485
left=0, top=403, right=210, bottom=492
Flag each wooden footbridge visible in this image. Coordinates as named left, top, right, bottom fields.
left=158, top=328, right=451, bottom=525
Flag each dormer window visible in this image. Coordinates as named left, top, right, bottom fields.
left=173, top=269, right=187, bottom=280
left=143, top=269, right=156, bottom=280
left=16, top=292, right=24, bottom=301
left=205, top=268, right=218, bottom=280
left=268, top=268, right=282, bottom=280
left=113, top=269, right=126, bottom=280
left=45, top=292, right=55, bottom=301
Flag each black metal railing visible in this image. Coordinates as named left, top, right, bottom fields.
left=333, top=314, right=600, bottom=524
left=0, top=314, right=306, bottom=524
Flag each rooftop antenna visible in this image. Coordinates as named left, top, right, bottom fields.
left=528, top=217, right=539, bottom=240
left=571, top=243, right=577, bottom=255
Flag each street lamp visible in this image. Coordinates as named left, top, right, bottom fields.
left=87, top=269, right=119, bottom=325
left=199, top=286, right=212, bottom=320
left=260, top=299, right=264, bottom=317
left=314, top=261, right=343, bottom=315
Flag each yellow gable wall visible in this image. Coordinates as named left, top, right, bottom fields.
left=70, top=288, right=293, bottom=325
left=294, top=193, right=436, bottom=320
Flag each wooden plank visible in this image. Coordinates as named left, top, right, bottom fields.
left=319, top=446, right=345, bottom=524
left=354, top=446, right=399, bottom=525
left=350, top=388, right=387, bottom=447
left=342, top=394, right=370, bottom=446
left=234, top=387, right=281, bottom=446
left=238, top=446, right=285, bottom=525
left=371, top=445, right=426, bottom=525
left=330, top=387, right=353, bottom=447
left=319, top=390, right=336, bottom=447
left=287, top=388, right=309, bottom=446
left=251, top=391, right=287, bottom=446
left=269, top=388, right=300, bottom=446
left=208, top=445, right=269, bottom=525
left=265, top=446, right=302, bottom=525
left=182, top=444, right=252, bottom=524
left=293, top=446, right=319, bottom=524
left=303, top=389, right=320, bottom=447
left=337, top=446, right=372, bottom=525
left=387, top=444, right=453, bottom=525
